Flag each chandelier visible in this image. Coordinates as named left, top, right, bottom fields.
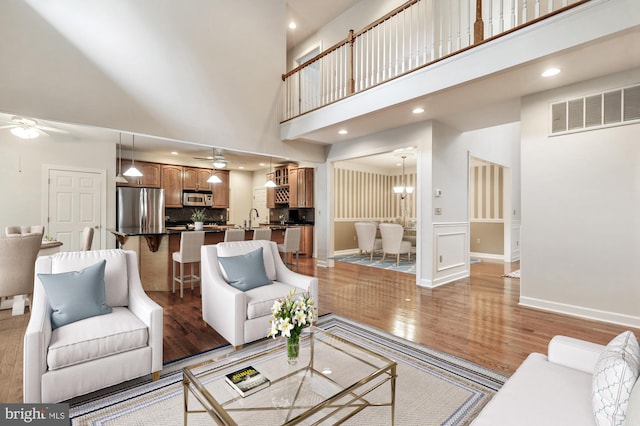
left=393, top=155, right=414, bottom=199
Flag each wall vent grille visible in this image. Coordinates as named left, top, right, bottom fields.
left=550, top=84, right=640, bottom=135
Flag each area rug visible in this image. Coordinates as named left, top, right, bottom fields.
left=69, top=315, right=506, bottom=425
left=332, top=253, right=416, bottom=274
left=502, top=269, right=520, bottom=279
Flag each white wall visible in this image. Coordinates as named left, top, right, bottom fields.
left=520, top=68, right=640, bottom=327
left=0, top=132, right=117, bottom=247
left=287, top=0, right=405, bottom=67
left=228, top=170, right=253, bottom=227
left=0, top=0, right=324, bottom=163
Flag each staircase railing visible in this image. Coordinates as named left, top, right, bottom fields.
left=282, top=0, right=589, bottom=121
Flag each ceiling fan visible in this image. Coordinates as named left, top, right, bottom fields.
left=0, top=116, right=69, bottom=139
left=194, top=148, right=227, bottom=169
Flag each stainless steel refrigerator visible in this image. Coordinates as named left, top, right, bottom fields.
left=116, top=187, right=165, bottom=232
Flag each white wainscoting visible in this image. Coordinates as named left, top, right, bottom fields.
left=432, top=222, right=470, bottom=287
left=510, top=222, right=521, bottom=262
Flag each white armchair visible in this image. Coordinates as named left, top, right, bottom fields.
left=23, top=249, right=163, bottom=403
left=201, top=240, right=318, bottom=348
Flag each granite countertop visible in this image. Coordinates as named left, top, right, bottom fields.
left=108, top=222, right=314, bottom=237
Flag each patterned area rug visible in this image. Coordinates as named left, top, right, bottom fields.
left=69, top=315, right=506, bottom=425
left=332, top=253, right=416, bottom=274
left=502, top=269, right=520, bottom=279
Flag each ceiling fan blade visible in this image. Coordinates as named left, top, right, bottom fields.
left=38, top=125, right=69, bottom=134
left=0, top=124, right=15, bottom=130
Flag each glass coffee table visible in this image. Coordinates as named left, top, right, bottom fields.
left=182, top=327, right=397, bottom=425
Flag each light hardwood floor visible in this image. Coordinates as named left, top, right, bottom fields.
left=2, top=257, right=637, bottom=403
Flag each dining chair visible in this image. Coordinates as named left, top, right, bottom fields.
left=172, top=231, right=205, bottom=298
left=354, top=222, right=382, bottom=261
left=277, top=227, right=301, bottom=270
left=253, top=227, right=272, bottom=241
left=378, top=223, right=412, bottom=266
left=5, top=225, right=44, bottom=236
left=224, top=229, right=245, bottom=242
left=0, top=233, right=43, bottom=315
left=81, top=227, right=94, bottom=251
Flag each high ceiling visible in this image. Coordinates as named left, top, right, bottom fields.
left=1, top=2, right=637, bottom=172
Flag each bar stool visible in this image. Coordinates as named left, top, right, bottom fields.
left=224, top=229, right=245, bottom=242
left=253, top=228, right=272, bottom=241
left=277, top=227, right=301, bottom=270
left=172, top=231, right=205, bottom=298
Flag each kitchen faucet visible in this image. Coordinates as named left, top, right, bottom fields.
left=248, top=208, right=259, bottom=229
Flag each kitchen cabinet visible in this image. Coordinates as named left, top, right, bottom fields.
left=266, top=172, right=275, bottom=208
left=289, top=168, right=313, bottom=208
left=117, top=160, right=161, bottom=188
left=299, top=225, right=313, bottom=255
left=161, top=165, right=183, bottom=208
left=212, top=170, right=229, bottom=208
left=183, top=167, right=212, bottom=192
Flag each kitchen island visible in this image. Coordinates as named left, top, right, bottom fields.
left=108, top=224, right=312, bottom=292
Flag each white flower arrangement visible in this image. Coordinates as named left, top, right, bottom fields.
left=267, top=289, right=315, bottom=341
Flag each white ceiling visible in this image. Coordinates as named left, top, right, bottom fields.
left=1, top=3, right=638, bottom=172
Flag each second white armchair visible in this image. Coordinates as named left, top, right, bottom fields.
left=201, top=240, right=318, bottom=348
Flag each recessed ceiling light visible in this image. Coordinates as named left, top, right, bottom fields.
left=412, top=107, right=424, bottom=114
left=338, top=129, right=348, bottom=135
left=259, top=163, right=266, bottom=166
left=541, top=68, right=561, bottom=77
left=238, top=166, right=244, bottom=169
left=289, top=21, right=297, bottom=29
left=170, top=151, right=178, bottom=155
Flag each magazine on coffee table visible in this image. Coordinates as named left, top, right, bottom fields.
left=224, top=366, right=270, bottom=397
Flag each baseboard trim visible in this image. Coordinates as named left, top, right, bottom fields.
left=419, top=270, right=469, bottom=288
left=470, top=252, right=504, bottom=261
left=519, top=297, right=640, bottom=329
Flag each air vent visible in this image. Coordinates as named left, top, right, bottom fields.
left=550, top=83, right=640, bottom=135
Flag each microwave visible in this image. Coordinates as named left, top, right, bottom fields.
left=183, top=191, right=213, bottom=207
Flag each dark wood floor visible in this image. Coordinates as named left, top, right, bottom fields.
left=2, top=257, right=638, bottom=403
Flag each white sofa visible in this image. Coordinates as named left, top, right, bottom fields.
left=472, top=333, right=640, bottom=426
left=201, top=240, right=318, bottom=347
left=24, top=249, right=163, bottom=403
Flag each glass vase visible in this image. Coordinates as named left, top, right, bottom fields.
left=286, top=335, right=300, bottom=366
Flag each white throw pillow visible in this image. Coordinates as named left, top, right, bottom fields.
left=625, top=380, right=640, bottom=425
left=592, top=331, right=640, bottom=426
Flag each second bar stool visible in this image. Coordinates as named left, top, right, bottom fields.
left=172, top=231, right=205, bottom=298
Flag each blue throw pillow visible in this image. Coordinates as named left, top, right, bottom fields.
left=217, top=247, right=273, bottom=291
left=38, top=260, right=113, bottom=330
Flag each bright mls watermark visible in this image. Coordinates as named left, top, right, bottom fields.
left=1, top=404, right=68, bottom=425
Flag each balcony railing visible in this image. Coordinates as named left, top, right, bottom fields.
left=282, top=0, right=588, bottom=121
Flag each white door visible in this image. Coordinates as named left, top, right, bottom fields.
left=253, top=188, right=269, bottom=224
left=48, top=168, right=103, bottom=251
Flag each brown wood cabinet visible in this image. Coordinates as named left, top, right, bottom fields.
left=299, top=225, right=313, bottom=255
left=266, top=172, right=275, bottom=208
left=289, top=168, right=313, bottom=208
left=117, top=160, right=162, bottom=188
left=212, top=170, right=229, bottom=208
left=183, top=167, right=212, bottom=192
left=161, top=165, right=183, bottom=208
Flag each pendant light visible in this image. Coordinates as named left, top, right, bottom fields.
left=123, top=134, right=143, bottom=177
left=207, top=147, right=222, bottom=183
left=264, top=157, right=276, bottom=187
left=393, top=155, right=414, bottom=199
left=114, top=133, right=128, bottom=183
